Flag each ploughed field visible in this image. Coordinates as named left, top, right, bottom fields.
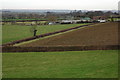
left=21, top=22, right=118, bottom=47
left=2, top=23, right=87, bottom=44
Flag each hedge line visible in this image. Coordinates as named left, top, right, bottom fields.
left=2, top=45, right=119, bottom=52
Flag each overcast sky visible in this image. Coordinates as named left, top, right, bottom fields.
left=1, top=0, right=120, bottom=10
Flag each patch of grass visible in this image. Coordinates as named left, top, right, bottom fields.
left=2, top=23, right=88, bottom=44
left=2, top=50, right=118, bottom=78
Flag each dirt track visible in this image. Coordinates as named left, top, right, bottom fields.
left=20, top=22, right=118, bottom=47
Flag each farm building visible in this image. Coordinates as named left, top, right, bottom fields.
left=61, top=20, right=82, bottom=24
left=80, top=17, right=91, bottom=21
left=61, top=20, right=73, bottom=24
left=98, top=20, right=106, bottom=23
left=93, top=16, right=107, bottom=20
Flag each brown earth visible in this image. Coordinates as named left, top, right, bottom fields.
left=20, top=22, right=119, bottom=47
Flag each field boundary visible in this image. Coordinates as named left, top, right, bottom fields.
left=2, top=23, right=96, bottom=47
left=2, top=45, right=119, bottom=52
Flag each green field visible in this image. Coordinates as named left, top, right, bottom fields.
left=2, top=19, right=46, bottom=21
left=108, top=18, right=120, bottom=21
left=2, top=23, right=88, bottom=44
left=2, top=50, right=118, bottom=78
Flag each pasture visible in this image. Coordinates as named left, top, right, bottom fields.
left=2, top=50, right=118, bottom=78
left=2, top=23, right=88, bottom=44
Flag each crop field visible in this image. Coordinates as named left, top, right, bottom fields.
left=21, top=22, right=119, bottom=47
left=2, top=50, right=118, bottom=78
left=2, top=23, right=88, bottom=44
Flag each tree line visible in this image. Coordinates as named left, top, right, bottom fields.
left=2, top=10, right=119, bottom=21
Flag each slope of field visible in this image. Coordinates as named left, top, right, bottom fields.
left=2, top=50, right=118, bottom=78
left=21, top=22, right=118, bottom=47
left=2, top=23, right=88, bottom=44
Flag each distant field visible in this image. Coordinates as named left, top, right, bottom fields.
left=2, top=50, right=118, bottom=78
left=2, top=18, right=46, bottom=21
left=2, top=23, right=88, bottom=44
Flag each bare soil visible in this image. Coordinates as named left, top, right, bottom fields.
left=20, top=22, right=119, bottom=47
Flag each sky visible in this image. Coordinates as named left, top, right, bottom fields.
left=1, top=0, right=120, bottom=10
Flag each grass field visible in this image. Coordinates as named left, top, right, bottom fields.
left=2, top=19, right=46, bottom=21
left=2, top=23, right=88, bottom=44
left=2, top=50, right=118, bottom=78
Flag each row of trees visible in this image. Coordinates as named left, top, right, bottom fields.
left=2, top=10, right=119, bottom=21
left=2, top=12, right=45, bottom=20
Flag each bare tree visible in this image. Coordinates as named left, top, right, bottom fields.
left=30, top=22, right=37, bottom=36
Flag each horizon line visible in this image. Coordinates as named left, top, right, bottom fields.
left=1, top=8, right=118, bottom=11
